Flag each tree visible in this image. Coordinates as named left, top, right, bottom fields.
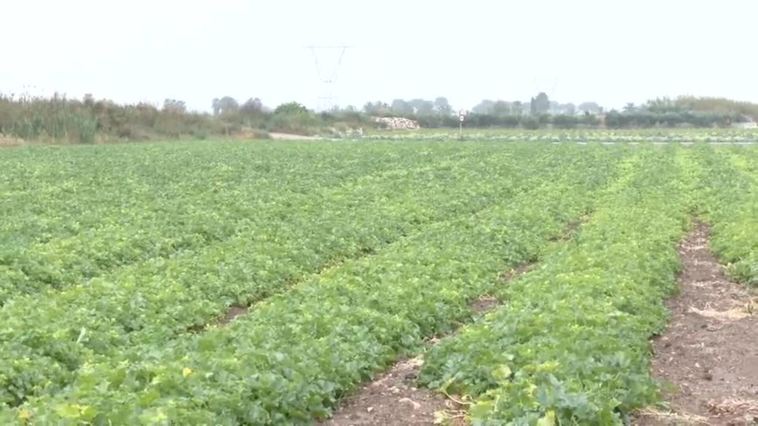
left=472, top=100, right=495, bottom=115
left=409, top=99, right=435, bottom=116
left=162, top=99, right=186, bottom=114
left=212, top=96, right=239, bottom=115
left=581, top=113, right=600, bottom=126
left=83, top=93, right=95, bottom=107
left=273, top=102, right=309, bottom=115
left=530, top=92, right=550, bottom=115
left=553, top=114, right=579, bottom=128
left=577, top=102, right=602, bottom=114
left=512, top=101, right=524, bottom=116
left=433, top=97, right=452, bottom=116
left=605, top=110, right=623, bottom=128
left=645, top=97, right=682, bottom=114
left=390, top=99, right=413, bottom=116
left=491, top=100, right=512, bottom=117
left=363, top=101, right=390, bottom=116
left=270, top=102, right=316, bottom=134
left=521, top=116, right=540, bottom=129
left=240, top=98, right=263, bottom=114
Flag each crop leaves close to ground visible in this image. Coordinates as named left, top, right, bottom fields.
left=0, top=138, right=756, bottom=424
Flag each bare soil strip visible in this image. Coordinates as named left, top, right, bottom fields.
left=319, top=356, right=463, bottom=426
left=637, top=223, right=758, bottom=426
left=269, top=132, right=321, bottom=140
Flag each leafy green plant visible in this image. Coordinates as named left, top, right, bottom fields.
left=695, top=145, right=758, bottom=286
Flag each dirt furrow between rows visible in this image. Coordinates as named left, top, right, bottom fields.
left=637, top=222, right=758, bottom=426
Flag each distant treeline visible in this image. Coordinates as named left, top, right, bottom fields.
left=1, top=93, right=756, bottom=144
left=604, top=111, right=741, bottom=129
left=603, top=97, right=751, bottom=129
left=0, top=94, right=367, bottom=143
left=0, top=94, right=223, bottom=143
left=375, top=95, right=755, bottom=129
left=375, top=109, right=741, bottom=130
left=400, top=113, right=602, bottom=129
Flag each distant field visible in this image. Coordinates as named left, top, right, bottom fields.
left=0, top=138, right=756, bottom=424
left=365, top=127, right=758, bottom=143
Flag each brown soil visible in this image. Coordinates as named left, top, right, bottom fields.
left=549, top=216, right=586, bottom=242
left=467, top=262, right=535, bottom=315
left=469, top=295, right=499, bottom=315
left=185, top=304, right=248, bottom=333
left=320, top=357, right=466, bottom=426
left=218, top=305, right=249, bottom=325
left=636, top=223, right=758, bottom=426
left=499, top=262, right=535, bottom=283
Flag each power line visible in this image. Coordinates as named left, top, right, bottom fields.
left=306, top=45, right=352, bottom=111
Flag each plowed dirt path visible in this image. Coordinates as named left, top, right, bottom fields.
left=637, top=223, right=758, bottom=425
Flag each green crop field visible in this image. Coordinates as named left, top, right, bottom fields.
left=1, top=138, right=756, bottom=424
left=363, top=127, right=758, bottom=143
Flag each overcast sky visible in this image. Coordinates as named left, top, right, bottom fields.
left=2, top=0, right=757, bottom=112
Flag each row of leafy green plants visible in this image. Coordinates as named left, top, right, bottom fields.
left=0, top=141, right=561, bottom=408
left=695, top=145, right=758, bottom=286
left=2, top=145, right=626, bottom=423
left=418, top=147, right=697, bottom=424
left=365, top=128, right=758, bottom=143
